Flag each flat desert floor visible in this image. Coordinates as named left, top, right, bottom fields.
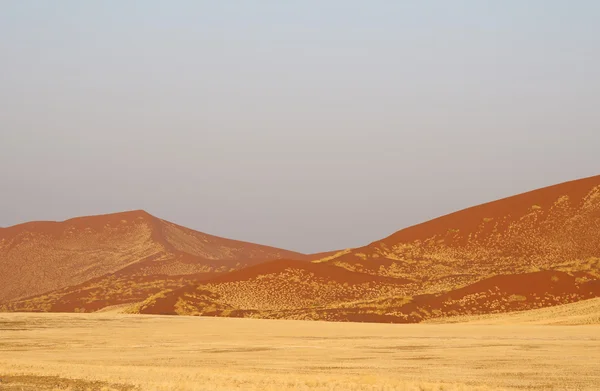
left=0, top=313, right=599, bottom=391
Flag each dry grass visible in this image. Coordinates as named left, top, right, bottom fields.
left=311, top=249, right=353, bottom=263
left=201, top=269, right=407, bottom=313
left=1, top=313, right=599, bottom=390
left=426, top=297, right=600, bottom=325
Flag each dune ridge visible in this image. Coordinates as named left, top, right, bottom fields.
left=2, top=175, right=600, bottom=323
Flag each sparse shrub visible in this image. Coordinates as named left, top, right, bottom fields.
left=508, top=295, right=527, bottom=303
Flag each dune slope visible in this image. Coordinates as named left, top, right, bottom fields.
left=323, top=175, right=600, bottom=294
left=3, top=175, right=600, bottom=322
left=129, top=176, right=600, bottom=322
left=0, top=210, right=305, bottom=303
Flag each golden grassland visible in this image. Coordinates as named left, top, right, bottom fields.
left=425, top=297, right=600, bottom=325
left=0, top=313, right=599, bottom=391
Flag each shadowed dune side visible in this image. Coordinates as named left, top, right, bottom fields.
left=0, top=210, right=308, bottom=304
left=153, top=218, right=308, bottom=267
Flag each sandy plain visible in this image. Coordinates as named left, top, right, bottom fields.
left=0, top=312, right=599, bottom=391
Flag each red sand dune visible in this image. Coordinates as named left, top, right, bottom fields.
left=397, top=270, right=600, bottom=322
left=127, top=175, right=600, bottom=322
left=130, top=266, right=599, bottom=322
left=2, top=175, right=600, bottom=322
left=133, top=259, right=412, bottom=318
left=383, top=175, right=600, bottom=245
left=207, top=259, right=411, bottom=285
left=323, top=175, right=600, bottom=289
left=0, top=210, right=306, bottom=304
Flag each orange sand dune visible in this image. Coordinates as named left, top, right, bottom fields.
left=323, top=175, right=600, bottom=292
left=131, top=268, right=599, bottom=323
left=395, top=270, right=600, bottom=322
left=3, top=175, right=600, bottom=323
left=0, top=210, right=306, bottom=304
left=382, top=175, right=600, bottom=245
left=126, top=175, right=600, bottom=322
left=132, top=259, right=412, bottom=318
left=208, top=259, right=411, bottom=284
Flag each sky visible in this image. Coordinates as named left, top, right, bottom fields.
left=1, top=1, right=599, bottom=253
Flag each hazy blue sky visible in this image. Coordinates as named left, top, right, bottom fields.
left=1, top=1, right=599, bottom=253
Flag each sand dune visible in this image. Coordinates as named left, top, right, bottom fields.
left=324, top=175, right=600, bottom=291
left=126, top=176, right=600, bottom=322
left=0, top=210, right=305, bottom=304
left=2, top=175, right=600, bottom=323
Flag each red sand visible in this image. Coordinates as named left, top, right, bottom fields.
left=2, top=175, right=600, bottom=322
left=0, top=210, right=308, bottom=304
